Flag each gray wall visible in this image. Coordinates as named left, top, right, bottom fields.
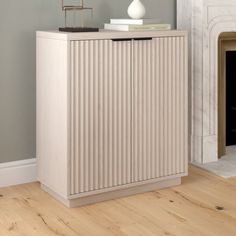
left=0, top=0, right=176, bottom=163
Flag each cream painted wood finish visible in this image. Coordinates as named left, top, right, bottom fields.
left=37, top=30, right=188, bottom=207
left=70, top=40, right=132, bottom=194
left=132, top=37, right=188, bottom=182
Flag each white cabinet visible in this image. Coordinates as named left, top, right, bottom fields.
left=37, top=30, right=188, bottom=207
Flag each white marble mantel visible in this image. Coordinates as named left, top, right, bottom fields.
left=177, top=0, right=236, bottom=164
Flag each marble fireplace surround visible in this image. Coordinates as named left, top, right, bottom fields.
left=177, top=0, right=236, bottom=164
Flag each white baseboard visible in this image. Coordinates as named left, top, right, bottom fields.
left=0, top=158, right=37, bottom=188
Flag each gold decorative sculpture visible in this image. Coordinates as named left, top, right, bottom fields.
left=59, top=0, right=98, bottom=32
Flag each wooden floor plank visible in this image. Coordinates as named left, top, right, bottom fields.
left=1, top=165, right=236, bottom=236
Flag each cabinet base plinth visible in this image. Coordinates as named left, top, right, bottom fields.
left=41, top=177, right=181, bottom=208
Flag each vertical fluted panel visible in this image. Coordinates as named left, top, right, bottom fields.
left=70, top=40, right=132, bottom=195
left=132, top=37, right=188, bottom=182
left=70, top=36, right=187, bottom=194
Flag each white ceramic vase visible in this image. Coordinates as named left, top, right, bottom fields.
left=127, top=0, right=146, bottom=19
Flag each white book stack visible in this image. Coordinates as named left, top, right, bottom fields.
left=104, top=18, right=171, bottom=32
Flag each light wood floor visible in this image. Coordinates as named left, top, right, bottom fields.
left=1, top=165, right=236, bottom=236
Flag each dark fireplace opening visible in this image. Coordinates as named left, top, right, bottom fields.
left=226, top=51, right=236, bottom=146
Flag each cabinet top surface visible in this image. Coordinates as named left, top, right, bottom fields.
left=37, top=30, right=187, bottom=41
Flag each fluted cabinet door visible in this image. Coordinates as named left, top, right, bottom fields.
left=70, top=40, right=132, bottom=195
left=132, top=37, right=188, bottom=183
